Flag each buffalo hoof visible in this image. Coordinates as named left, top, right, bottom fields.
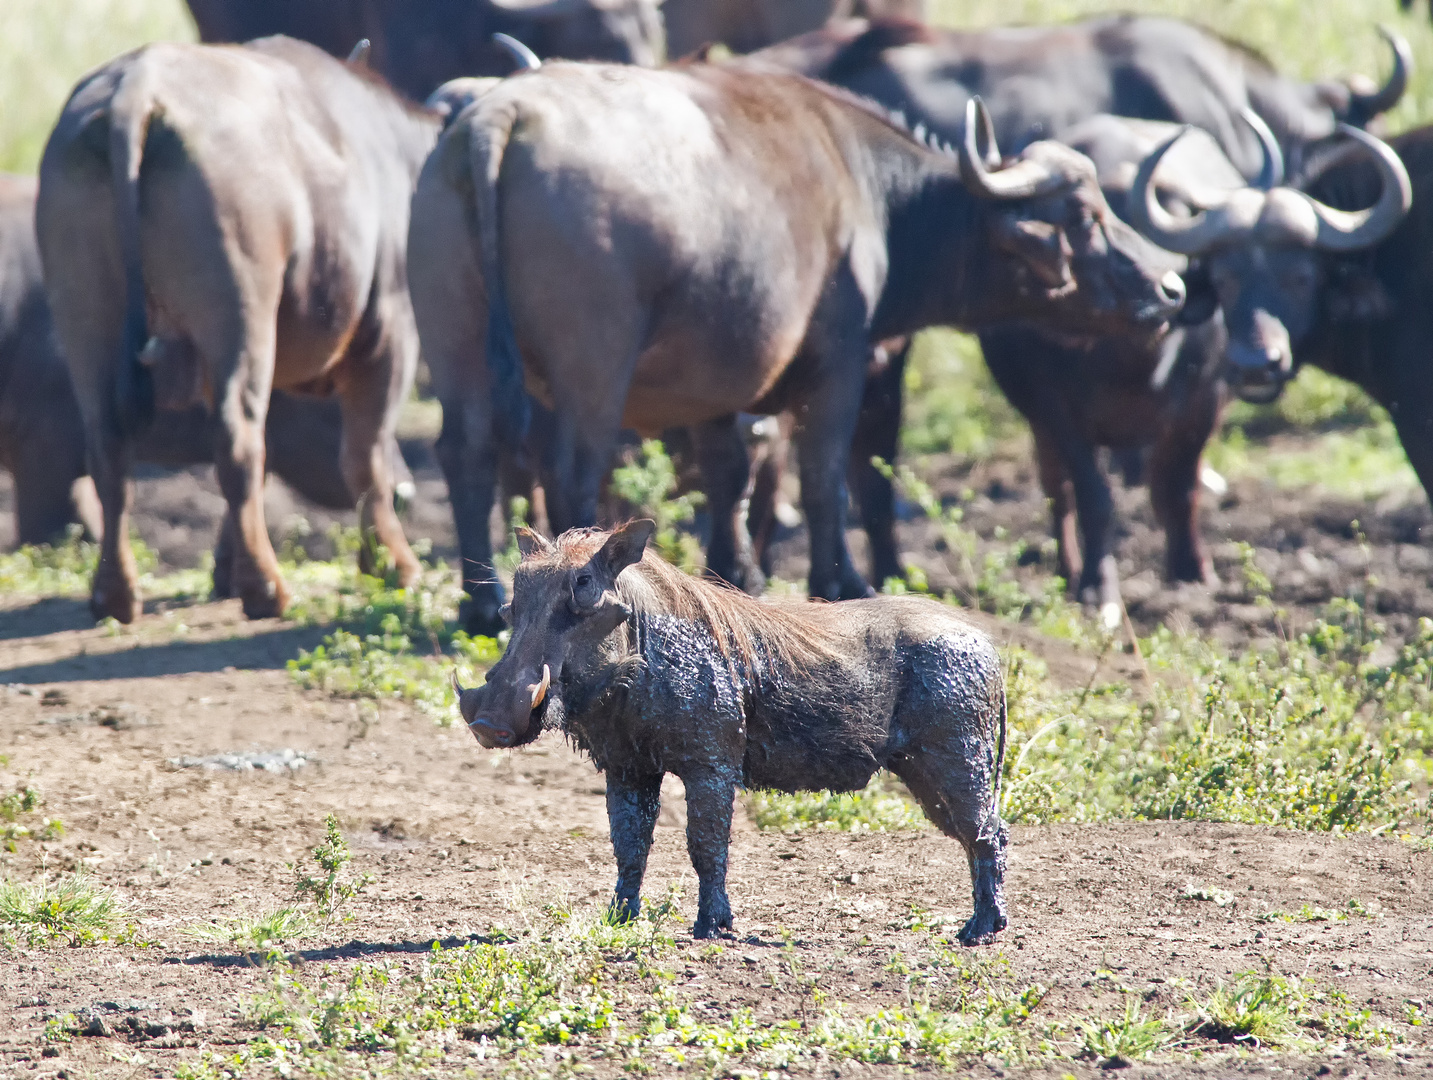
left=240, top=579, right=290, bottom=620
left=90, top=585, right=141, bottom=625
left=461, top=597, right=507, bottom=639
left=957, top=909, right=1006, bottom=947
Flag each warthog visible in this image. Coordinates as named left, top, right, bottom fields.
left=411, top=62, right=1184, bottom=635
left=454, top=521, right=1009, bottom=943
left=38, top=36, right=438, bottom=622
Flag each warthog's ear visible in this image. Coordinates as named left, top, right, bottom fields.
left=516, top=527, right=555, bottom=560
left=598, top=520, right=656, bottom=579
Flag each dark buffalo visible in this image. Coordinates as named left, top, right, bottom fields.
left=663, top=0, right=925, bottom=57
left=38, top=37, right=437, bottom=623
left=186, top=0, right=665, bottom=100
left=3, top=177, right=414, bottom=557
left=454, top=521, right=1009, bottom=943
left=742, top=15, right=1408, bottom=181
left=410, top=61, right=1183, bottom=635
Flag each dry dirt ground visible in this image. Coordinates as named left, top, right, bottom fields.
left=1, top=438, right=1433, bottom=1078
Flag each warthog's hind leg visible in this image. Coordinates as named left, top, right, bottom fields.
left=606, top=773, right=662, bottom=923
left=890, top=752, right=1008, bottom=946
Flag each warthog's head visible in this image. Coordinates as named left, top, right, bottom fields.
left=1130, top=117, right=1411, bottom=403
left=959, top=100, right=1187, bottom=341
left=454, top=521, right=655, bottom=749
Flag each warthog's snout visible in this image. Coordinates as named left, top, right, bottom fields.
left=453, top=665, right=551, bottom=749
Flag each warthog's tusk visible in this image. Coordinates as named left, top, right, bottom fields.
left=528, top=664, right=550, bottom=711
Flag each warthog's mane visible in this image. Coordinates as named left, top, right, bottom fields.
left=545, top=528, right=844, bottom=675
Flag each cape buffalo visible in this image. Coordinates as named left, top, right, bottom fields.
left=2, top=175, right=414, bottom=555
left=742, top=16, right=1409, bottom=182
left=185, top=0, right=665, bottom=100
left=663, top=0, right=925, bottom=57
left=410, top=62, right=1184, bottom=635
left=1130, top=122, right=1428, bottom=501
left=454, top=521, right=1009, bottom=943
left=38, top=36, right=438, bottom=623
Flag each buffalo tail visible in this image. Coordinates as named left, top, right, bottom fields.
left=468, top=102, right=530, bottom=446
left=107, top=69, right=156, bottom=436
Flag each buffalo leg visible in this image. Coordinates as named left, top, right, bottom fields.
left=13, top=441, right=85, bottom=546
left=1149, top=439, right=1217, bottom=586
left=849, top=338, right=909, bottom=587
left=337, top=332, right=420, bottom=589
left=213, top=350, right=289, bottom=619
left=1032, top=425, right=1082, bottom=588
left=693, top=415, right=763, bottom=593
left=606, top=772, right=663, bottom=923
left=682, top=766, right=736, bottom=938
left=436, top=394, right=504, bottom=636
left=84, top=422, right=142, bottom=623
left=890, top=751, right=1008, bottom=947
left=212, top=508, right=237, bottom=599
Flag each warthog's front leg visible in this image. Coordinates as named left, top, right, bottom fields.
left=606, top=772, right=662, bottom=922
left=682, top=767, right=737, bottom=938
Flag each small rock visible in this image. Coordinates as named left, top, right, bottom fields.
left=81, top=1014, right=111, bottom=1038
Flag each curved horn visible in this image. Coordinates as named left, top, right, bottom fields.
left=528, top=664, right=551, bottom=711
left=1239, top=108, right=1284, bottom=190
left=959, top=97, right=1059, bottom=200
left=492, top=32, right=542, bottom=71
left=1128, top=126, right=1243, bottom=256
left=1348, top=26, right=1412, bottom=122
left=1300, top=124, right=1412, bottom=252
left=346, top=38, right=371, bottom=66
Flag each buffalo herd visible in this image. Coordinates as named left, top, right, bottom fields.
left=3, top=1, right=1428, bottom=635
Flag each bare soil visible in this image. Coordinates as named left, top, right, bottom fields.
left=1, top=437, right=1432, bottom=1077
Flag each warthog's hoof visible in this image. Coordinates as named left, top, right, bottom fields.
left=957, top=910, right=1007, bottom=947
left=691, top=909, right=734, bottom=940
left=240, top=579, right=291, bottom=620
left=90, top=584, right=141, bottom=625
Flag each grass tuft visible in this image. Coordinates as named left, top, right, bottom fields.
left=0, top=870, right=130, bottom=947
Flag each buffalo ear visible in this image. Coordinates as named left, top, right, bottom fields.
left=1326, top=265, right=1392, bottom=323
left=516, top=527, right=555, bottom=560
left=598, top=520, right=656, bottom=579
left=993, top=214, right=1071, bottom=289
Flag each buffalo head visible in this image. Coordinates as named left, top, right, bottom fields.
left=454, top=521, right=653, bottom=748
left=1131, top=115, right=1410, bottom=402
left=493, top=0, right=666, bottom=67
left=959, top=99, right=1186, bottom=341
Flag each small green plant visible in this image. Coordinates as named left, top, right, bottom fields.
left=1188, top=970, right=1305, bottom=1049
left=0, top=870, right=129, bottom=947
left=1077, top=998, right=1171, bottom=1063
left=187, top=907, right=314, bottom=955
left=748, top=773, right=927, bottom=833
left=0, top=785, right=63, bottom=850
left=608, top=439, right=704, bottom=573
left=291, top=814, right=372, bottom=926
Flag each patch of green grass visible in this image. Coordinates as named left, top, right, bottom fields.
left=0, top=869, right=131, bottom=947
left=0, top=529, right=210, bottom=602
left=0, top=0, right=195, bottom=174
left=1, top=785, right=64, bottom=851
left=186, top=906, right=314, bottom=955
left=749, top=773, right=928, bottom=833
left=290, top=814, right=372, bottom=926
left=609, top=438, right=704, bottom=573
left=902, top=330, right=1027, bottom=461
left=1077, top=998, right=1173, bottom=1064
left=1188, top=970, right=1307, bottom=1049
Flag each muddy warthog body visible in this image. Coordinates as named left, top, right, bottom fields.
left=411, top=61, right=1183, bottom=636
left=38, top=36, right=438, bottom=622
left=456, top=521, right=1009, bottom=943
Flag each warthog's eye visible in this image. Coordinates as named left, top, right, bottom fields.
left=576, top=573, right=593, bottom=590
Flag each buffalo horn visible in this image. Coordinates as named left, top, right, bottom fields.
left=1348, top=26, right=1412, bottom=122
left=346, top=38, right=371, bottom=66
left=493, top=32, right=542, bottom=71
left=528, top=664, right=551, bottom=711
left=1301, top=124, right=1412, bottom=252
left=1240, top=108, right=1284, bottom=190
left=959, top=98, right=1058, bottom=200
left=1128, top=127, right=1238, bottom=256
